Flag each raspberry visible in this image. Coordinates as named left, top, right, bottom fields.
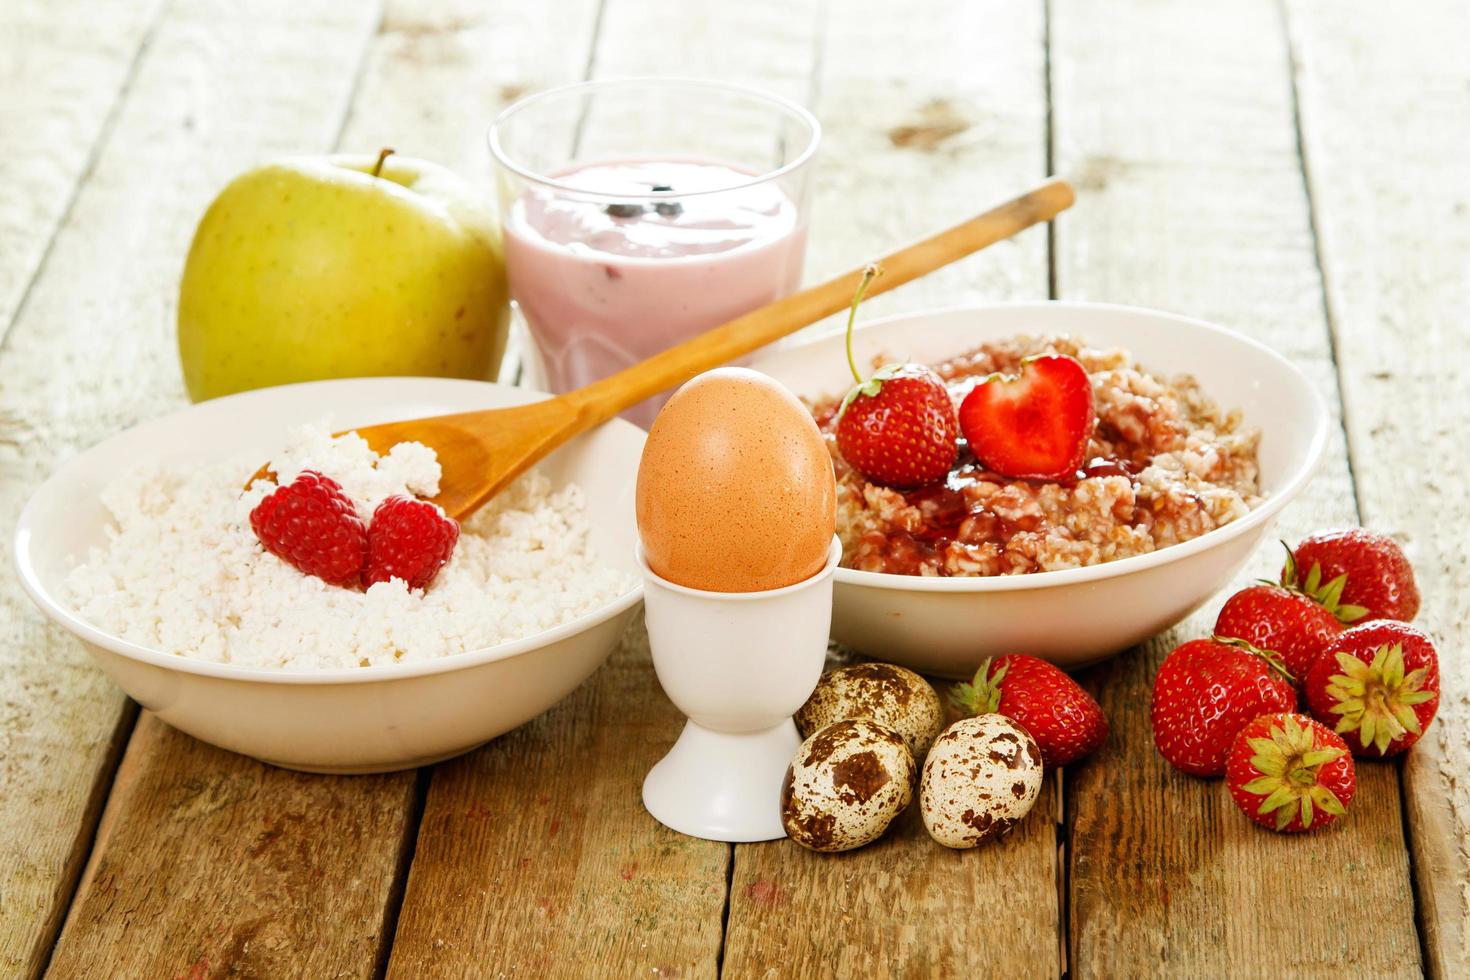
left=363, top=496, right=459, bottom=590
left=249, top=471, right=368, bottom=587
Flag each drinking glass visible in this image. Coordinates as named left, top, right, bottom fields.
left=488, top=77, right=820, bottom=427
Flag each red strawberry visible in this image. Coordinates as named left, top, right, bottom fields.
left=1226, top=713, right=1355, bottom=833
left=1304, top=620, right=1439, bottom=758
left=833, top=266, right=957, bottom=488
left=957, top=353, right=1095, bottom=482
left=1282, top=529, right=1419, bottom=622
left=1213, top=584, right=1343, bottom=681
left=836, top=365, right=958, bottom=488
left=363, top=496, right=460, bottom=590
left=951, top=654, right=1108, bottom=768
left=249, top=470, right=367, bottom=587
left=1150, top=638, right=1297, bottom=777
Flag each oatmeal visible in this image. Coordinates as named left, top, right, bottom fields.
left=811, top=335, right=1262, bottom=577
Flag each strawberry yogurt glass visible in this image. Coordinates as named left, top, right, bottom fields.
left=488, top=78, right=820, bottom=428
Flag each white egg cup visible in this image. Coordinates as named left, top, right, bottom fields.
left=639, top=536, right=841, bottom=842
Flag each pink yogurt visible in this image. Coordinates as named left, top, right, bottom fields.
left=503, top=159, right=808, bottom=428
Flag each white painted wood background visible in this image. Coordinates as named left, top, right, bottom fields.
left=1, top=1, right=1466, bottom=976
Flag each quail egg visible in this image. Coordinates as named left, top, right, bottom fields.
left=795, top=662, right=945, bottom=761
left=781, top=719, right=915, bottom=852
left=920, top=715, right=1043, bottom=849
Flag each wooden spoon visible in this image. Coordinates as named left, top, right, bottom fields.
left=255, top=177, right=1074, bottom=520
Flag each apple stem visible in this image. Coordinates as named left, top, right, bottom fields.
left=845, top=263, right=882, bottom=385
left=371, top=147, right=395, bottom=179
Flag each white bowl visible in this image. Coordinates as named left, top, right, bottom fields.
left=750, top=302, right=1328, bottom=677
left=14, top=378, right=644, bottom=773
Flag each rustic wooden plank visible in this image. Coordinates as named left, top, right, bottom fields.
left=1283, top=1, right=1470, bottom=974
left=793, top=0, right=1051, bottom=339
left=0, top=2, right=384, bottom=975
left=0, top=0, right=164, bottom=348
left=388, top=623, right=728, bottom=978
left=47, top=715, right=417, bottom=978
left=719, top=2, right=1061, bottom=976
left=1052, top=1, right=1420, bottom=975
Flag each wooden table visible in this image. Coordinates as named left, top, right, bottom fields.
left=3, top=1, right=1467, bottom=976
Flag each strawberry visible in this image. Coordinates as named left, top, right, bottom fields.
left=1226, top=713, right=1355, bottom=833
left=1282, top=529, right=1419, bottom=622
left=834, top=266, right=957, bottom=488
left=1213, top=584, right=1342, bottom=681
left=951, top=654, right=1107, bottom=768
left=249, top=470, right=367, bottom=587
left=957, top=353, right=1095, bottom=482
left=1303, top=620, right=1439, bottom=758
left=363, top=495, right=460, bottom=590
left=1150, top=637, right=1297, bottom=777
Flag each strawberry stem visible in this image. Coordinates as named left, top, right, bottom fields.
left=371, top=147, right=395, bottom=179
left=845, top=264, right=882, bottom=385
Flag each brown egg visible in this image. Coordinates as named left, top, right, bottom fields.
left=636, top=367, right=836, bottom=592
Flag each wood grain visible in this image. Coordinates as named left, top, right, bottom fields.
left=1052, top=0, right=1419, bottom=975
left=387, top=622, right=728, bottom=978
left=719, top=2, right=1061, bottom=976
left=1284, top=1, right=1470, bottom=974
left=794, top=0, right=1052, bottom=337
left=47, top=715, right=416, bottom=979
left=0, top=0, right=163, bottom=347
left=0, top=1, right=383, bottom=974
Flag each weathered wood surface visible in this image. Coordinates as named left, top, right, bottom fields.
left=1052, top=0, right=1419, bottom=975
left=0, top=1, right=384, bottom=975
left=2, top=0, right=1466, bottom=976
left=720, top=1, right=1062, bottom=976
left=48, top=715, right=417, bottom=979
left=388, top=624, right=729, bottom=978
left=0, top=0, right=164, bottom=348
left=794, top=0, right=1050, bottom=338
left=1285, top=1, right=1470, bottom=974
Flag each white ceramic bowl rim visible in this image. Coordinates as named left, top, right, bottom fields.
left=806, top=301, right=1329, bottom=593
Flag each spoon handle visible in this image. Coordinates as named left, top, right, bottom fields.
left=560, top=176, right=1075, bottom=425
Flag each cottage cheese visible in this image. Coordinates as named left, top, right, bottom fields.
left=67, top=426, right=633, bottom=670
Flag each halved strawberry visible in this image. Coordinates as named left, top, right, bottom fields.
left=957, top=354, right=1095, bottom=482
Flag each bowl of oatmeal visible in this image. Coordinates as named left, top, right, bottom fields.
left=749, top=302, right=1328, bottom=676
left=14, top=377, right=643, bottom=773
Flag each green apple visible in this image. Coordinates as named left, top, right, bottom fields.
left=178, top=151, right=510, bottom=401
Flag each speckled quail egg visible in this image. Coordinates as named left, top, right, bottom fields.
left=795, top=662, right=945, bottom=761
left=920, top=715, right=1043, bottom=849
left=781, top=719, right=916, bottom=852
